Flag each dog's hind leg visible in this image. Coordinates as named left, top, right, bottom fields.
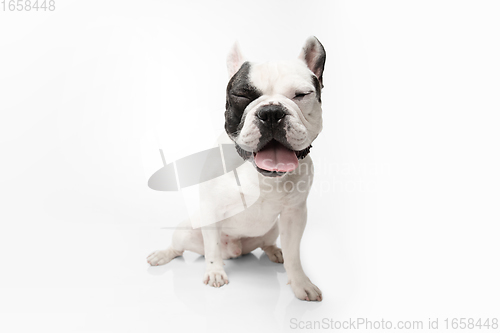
left=147, top=219, right=205, bottom=266
left=260, top=222, right=284, bottom=263
left=240, top=220, right=283, bottom=263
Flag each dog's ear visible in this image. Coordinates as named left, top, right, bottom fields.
left=227, top=42, right=246, bottom=79
left=299, top=36, right=326, bottom=87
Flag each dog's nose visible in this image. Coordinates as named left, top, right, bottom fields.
left=256, top=105, right=286, bottom=124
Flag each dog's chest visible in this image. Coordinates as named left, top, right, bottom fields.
left=219, top=157, right=312, bottom=238
left=222, top=194, right=283, bottom=237
left=222, top=175, right=307, bottom=237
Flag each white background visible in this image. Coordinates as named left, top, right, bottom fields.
left=1, top=1, right=499, bottom=332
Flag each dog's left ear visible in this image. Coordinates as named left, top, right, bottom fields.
left=299, top=36, right=326, bottom=87
left=227, top=42, right=246, bottom=79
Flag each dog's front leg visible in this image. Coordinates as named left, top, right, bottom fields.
left=201, top=223, right=228, bottom=287
left=279, top=202, right=322, bottom=301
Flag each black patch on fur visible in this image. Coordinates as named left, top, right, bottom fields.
left=312, top=75, right=322, bottom=103
left=235, top=143, right=252, bottom=160
left=311, top=53, right=326, bottom=87
left=255, top=166, right=285, bottom=178
left=225, top=62, right=263, bottom=137
left=295, top=145, right=312, bottom=159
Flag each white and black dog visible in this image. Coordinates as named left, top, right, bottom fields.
left=148, top=36, right=326, bottom=301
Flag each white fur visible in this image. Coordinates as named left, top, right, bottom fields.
left=147, top=38, right=324, bottom=301
left=226, top=42, right=245, bottom=79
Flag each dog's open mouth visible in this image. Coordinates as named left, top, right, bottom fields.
left=235, top=140, right=312, bottom=177
left=250, top=140, right=298, bottom=177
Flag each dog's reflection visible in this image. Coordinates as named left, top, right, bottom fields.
left=147, top=250, right=285, bottom=330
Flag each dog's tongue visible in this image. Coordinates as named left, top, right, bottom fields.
left=254, top=141, right=299, bottom=172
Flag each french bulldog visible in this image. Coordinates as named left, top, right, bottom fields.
left=147, top=36, right=326, bottom=301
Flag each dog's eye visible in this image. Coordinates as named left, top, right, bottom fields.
left=293, top=91, right=313, bottom=100
left=232, top=93, right=250, bottom=100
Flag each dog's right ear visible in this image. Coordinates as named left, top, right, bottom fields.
left=227, top=42, right=246, bottom=79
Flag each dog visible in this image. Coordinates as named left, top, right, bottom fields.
left=147, top=36, right=326, bottom=301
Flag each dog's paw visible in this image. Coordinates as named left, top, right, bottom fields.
left=262, top=245, right=284, bottom=263
left=289, top=277, right=322, bottom=301
left=203, top=268, right=229, bottom=288
left=147, top=248, right=180, bottom=266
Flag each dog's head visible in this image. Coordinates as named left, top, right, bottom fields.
left=224, top=36, right=326, bottom=177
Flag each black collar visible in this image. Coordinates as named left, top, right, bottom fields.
left=235, top=144, right=312, bottom=161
